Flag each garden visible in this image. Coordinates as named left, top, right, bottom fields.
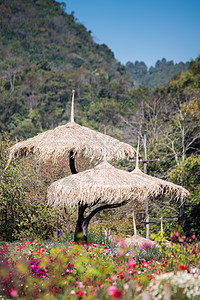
left=0, top=1, right=200, bottom=298
left=0, top=92, right=200, bottom=299
left=0, top=231, right=200, bottom=299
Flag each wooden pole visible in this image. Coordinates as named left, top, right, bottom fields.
left=160, top=216, right=163, bottom=237
left=143, top=135, right=150, bottom=239
left=70, top=89, right=75, bottom=123
left=145, top=201, right=149, bottom=239
left=135, top=134, right=159, bottom=240
left=132, top=211, right=137, bottom=235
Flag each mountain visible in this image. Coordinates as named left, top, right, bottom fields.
left=126, top=58, right=188, bottom=89
left=0, top=0, right=198, bottom=149
left=0, top=0, right=132, bottom=140
left=1, top=0, right=200, bottom=238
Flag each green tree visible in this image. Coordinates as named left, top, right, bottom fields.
left=169, top=154, right=200, bottom=237
left=0, top=134, right=70, bottom=241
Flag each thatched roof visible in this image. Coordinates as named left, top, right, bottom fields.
left=7, top=90, right=135, bottom=166
left=7, top=121, right=135, bottom=165
left=131, top=167, right=189, bottom=200
left=125, top=234, right=156, bottom=248
left=47, top=161, right=159, bottom=209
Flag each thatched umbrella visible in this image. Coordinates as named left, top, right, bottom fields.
left=47, top=161, right=161, bottom=243
left=125, top=234, right=156, bottom=249
left=131, top=167, right=189, bottom=200
left=6, top=90, right=136, bottom=173
left=130, top=166, right=189, bottom=238
left=128, top=141, right=189, bottom=239
left=130, top=140, right=189, bottom=200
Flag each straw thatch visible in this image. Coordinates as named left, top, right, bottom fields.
left=6, top=90, right=136, bottom=167
left=129, top=139, right=189, bottom=200
left=47, top=161, right=160, bottom=209
left=125, top=234, right=156, bottom=248
left=7, top=121, right=135, bottom=165
left=131, top=167, right=189, bottom=200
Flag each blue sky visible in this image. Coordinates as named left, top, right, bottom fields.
left=63, top=0, right=200, bottom=68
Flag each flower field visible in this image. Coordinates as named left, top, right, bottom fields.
left=0, top=233, right=200, bottom=299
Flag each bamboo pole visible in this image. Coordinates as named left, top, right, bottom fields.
left=132, top=211, right=137, bottom=235
left=161, top=216, right=163, bottom=237
left=70, top=89, right=75, bottom=122
left=143, top=134, right=150, bottom=239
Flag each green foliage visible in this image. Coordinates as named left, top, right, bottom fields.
left=0, top=0, right=200, bottom=241
left=169, top=154, right=200, bottom=193
left=137, top=245, right=165, bottom=261
left=126, top=58, right=188, bottom=89
left=89, top=209, right=135, bottom=239
left=63, top=230, right=110, bottom=245
left=188, top=56, right=200, bottom=75
left=0, top=134, right=72, bottom=241
left=169, top=155, right=200, bottom=237
left=1, top=238, right=200, bottom=299
left=0, top=0, right=134, bottom=139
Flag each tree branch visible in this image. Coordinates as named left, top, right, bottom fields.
left=85, top=199, right=130, bottom=223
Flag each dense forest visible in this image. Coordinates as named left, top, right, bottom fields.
left=0, top=0, right=200, bottom=241
left=126, top=58, right=188, bottom=89
left=0, top=0, right=133, bottom=141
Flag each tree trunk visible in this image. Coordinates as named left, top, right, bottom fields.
left=68, top=151, right=130, bottom=244
left=74, top=200, right=129, bottom=244
left=69, top=151, right=90, bottom=244
left=69, top=151, right=77, bottom=174
left=69, top=151, right=89, bottom=243
left=74, top=204, right=88, bottom=244
left=74, top=215, right=89, bottom=244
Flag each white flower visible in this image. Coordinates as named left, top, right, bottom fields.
left=148, top=271, right=200, bottom=299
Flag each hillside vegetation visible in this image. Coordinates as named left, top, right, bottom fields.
left=0, top=0, right=191, bottom=141
left=0, top=0, right=132, bottom=140
left=126, top=58, right=188, bottom=89
left=0, top=0, right=200, bottom=240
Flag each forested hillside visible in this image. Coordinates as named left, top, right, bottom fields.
left=0, top=0, right=200, bottom=240
left=0, top=0, right=133, bottom=140
left=0, top=0, right=190, bottom=141
left=126, top=58, right=188, bottom=89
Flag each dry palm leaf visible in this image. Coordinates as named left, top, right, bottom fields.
left=7, top=90, right=136, bottom=167
left=47, top=161, right=159, bottom=209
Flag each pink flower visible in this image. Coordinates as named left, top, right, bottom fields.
left=157, top=269, right=161, bottom=274
left=10, top=290, right=18, bottom=297
left=107, top=286, right=122, bottom=299
left=127, top=260, right=135, bottom=268
left=140, top=242, right=153, bottom=250
left=107, top=286, right=117, bottom=296
left=170, top=232, right=179, bottom=242
left=178, top=238, right=185, bottom=243
left=113, top=237, right=127, bottom=248
left=123, top=283, right=129, bottom=290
